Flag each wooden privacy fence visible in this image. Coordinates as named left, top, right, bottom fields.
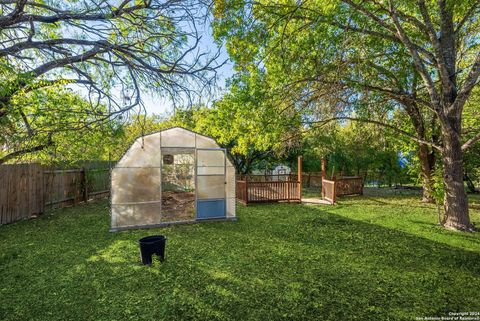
left=301, top=172, right=323, bottom=187
left=1, top=163, right=110, bottom=225
left=0, top=164, right=44, bottom=225
left=43, top=168, right=110, bottom=209
left=335, top=177, right=364, bottom=197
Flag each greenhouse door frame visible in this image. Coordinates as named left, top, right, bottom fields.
left=160, top=147, right=196, bottom=223
left=195, top=148, right=227, bottom=220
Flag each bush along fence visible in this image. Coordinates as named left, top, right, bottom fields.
left=0, top=163, right=110, bottom=225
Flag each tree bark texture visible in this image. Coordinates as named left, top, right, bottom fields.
left=441, top=127, right=473, bottom=231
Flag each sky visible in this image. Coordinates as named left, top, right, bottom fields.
left=141, top=24, right=234, bottom=116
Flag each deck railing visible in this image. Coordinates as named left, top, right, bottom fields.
left=235, top=171, right=363, bottom=205
left=236, top=178, right=301, bottom=205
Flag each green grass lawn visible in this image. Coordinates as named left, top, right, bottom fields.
left=1, top=191, right=479, bottom=321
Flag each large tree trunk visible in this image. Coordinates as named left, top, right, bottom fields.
left=418, top=143, right=435, bottom=202
left=441, top=129, right=473, bottom=231
left=405, top=103, right=435, bottom=202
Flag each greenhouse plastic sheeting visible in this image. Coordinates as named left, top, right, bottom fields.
left=110, top=127, right=236, bottom=230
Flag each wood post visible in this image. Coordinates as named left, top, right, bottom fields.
left=332, top=180, right=336, bottom=204
left=245, top=176, right=249, bottom=204
left=81, top=168, right=88, bottom=203
left=38, top=164, right=45, bottom=214
left=297, top=156, right=302, bottom=200
left=321, top=157, right=326, bottom=198
left=287, top=173, right=290, bottom=198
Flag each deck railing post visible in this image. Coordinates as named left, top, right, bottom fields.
left=332, top=180, right=336, bottom=204
left=360, top=177, right=364, bottom=195
left=321, top=157, right=326, bottom=198
left=245, top=176, right=249, bottom=204
left=297, top=156, right=302, bottom=201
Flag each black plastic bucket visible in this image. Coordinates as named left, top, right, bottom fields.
left=139, top=235, right=167, bottom=265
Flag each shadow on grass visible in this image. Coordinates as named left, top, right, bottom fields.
left=0, top=200, right=479, bottom=321
left=336, top=196, right=437, bottom=211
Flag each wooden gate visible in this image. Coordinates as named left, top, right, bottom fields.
left=321, top=177, right=363, bottom=204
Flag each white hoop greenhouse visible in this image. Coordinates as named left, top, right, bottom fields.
left=111, top=127, right=236, bottom=231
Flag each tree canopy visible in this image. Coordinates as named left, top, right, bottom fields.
left=0, top=0, right=221, bottom=162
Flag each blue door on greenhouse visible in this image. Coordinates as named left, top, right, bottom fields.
left=196, top=149, right=226, bottom=220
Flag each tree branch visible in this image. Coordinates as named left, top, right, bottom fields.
left=462, top=131, right=480, bottom=151
left=452, top=52, right=480, bottom=113
left=455, top=0, right=480, bottom=35
left=417, top=0, right=454, bottom=97
left=387, top=0, right=444, bottom=119
left=309, top=116, right=443, bottom=151
left=0, top=1, right=149, bottom=28
left=30, top=45, right=107, bottom=76
left=0, top=134, right=53, bottom=165
left=0, top=39, right=114, bottom=58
